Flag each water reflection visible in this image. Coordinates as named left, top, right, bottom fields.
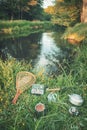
left=0, top=33, right=42, bottom=60
left=34, top=32, right=63, bottom=74
left=0, top=32, right=69, bottom=75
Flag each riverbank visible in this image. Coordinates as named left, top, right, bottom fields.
left=62, top=23, right=87, bottom=44
left=0, top=20, right=54, bottom=39
left=0, top=41, right=87, bottom=130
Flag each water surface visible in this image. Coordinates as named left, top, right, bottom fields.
left=0, top=31, right=70, bottom=75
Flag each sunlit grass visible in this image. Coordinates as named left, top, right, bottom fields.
left=62, top=23, right=87, bottom=44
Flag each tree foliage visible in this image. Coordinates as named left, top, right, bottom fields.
left=0, top=0, right=43, bottom=20
left=43, top=6, right=55, bottom=21
left=44, top=6, right=55, bottom=15
left=52, top=0, right=82, bottom=26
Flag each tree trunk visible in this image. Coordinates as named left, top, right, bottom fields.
left=81, top=0, right=87, bottom=22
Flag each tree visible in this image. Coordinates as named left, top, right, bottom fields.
left=0, top=0, right=43, bottom=20
left=52, top=0, right=82, bottom=26
left=44, top=6, right=55, bottom=15
left=43, top=6, right=55, bottom=21
left=26, top=0, right=44, bottom=20
left=81, top=0, right=87, bottom=22
left=61, top=0, right=87, bottom=44
left=17, top=0, right=43, bottom=20
left=0, top=0, right=19, bottom=20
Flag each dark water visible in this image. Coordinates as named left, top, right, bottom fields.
left=0, top=31, right=71, bottom=75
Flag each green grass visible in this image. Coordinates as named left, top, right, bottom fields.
left=0, top=20, right=53, bottom=29
left=0, top=20, right=54, bottom=39
left=0, top=41, right=87, bottom=130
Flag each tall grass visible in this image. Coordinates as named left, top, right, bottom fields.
left=0, top=41, right=87, bottom=130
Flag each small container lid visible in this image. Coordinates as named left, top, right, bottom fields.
left=70, top=94, right=83, bottom=101
left=35, top=103, right=45, bottom=112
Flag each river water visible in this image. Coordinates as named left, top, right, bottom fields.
left=0, top=31, right=71, bottom=75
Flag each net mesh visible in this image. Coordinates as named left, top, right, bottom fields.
left=16, top=71, right=36, bottom=92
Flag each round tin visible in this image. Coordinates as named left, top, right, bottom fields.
left=35, top=103, right=45, bottom=118
left=35, top=103, right=45, bottom=112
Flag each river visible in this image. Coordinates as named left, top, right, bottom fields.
left=0, top=31, right=72, bottom=75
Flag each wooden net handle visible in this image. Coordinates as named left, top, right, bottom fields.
left=12, top=90, right=22, bottom=104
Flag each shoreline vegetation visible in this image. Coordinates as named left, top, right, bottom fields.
left=0, top=20, right=54, bottom=39
left=62, top=23, right=87, bottom=44
left=0, top=20, right=87, bottom=44
left=0, top=20, right=87, bottom=130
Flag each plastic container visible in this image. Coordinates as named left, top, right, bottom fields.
left=68, top=94, right=84, bottom=106
left=47, top=93, right=57, bottom=102
left=31, top=84, right=44, bottom=95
